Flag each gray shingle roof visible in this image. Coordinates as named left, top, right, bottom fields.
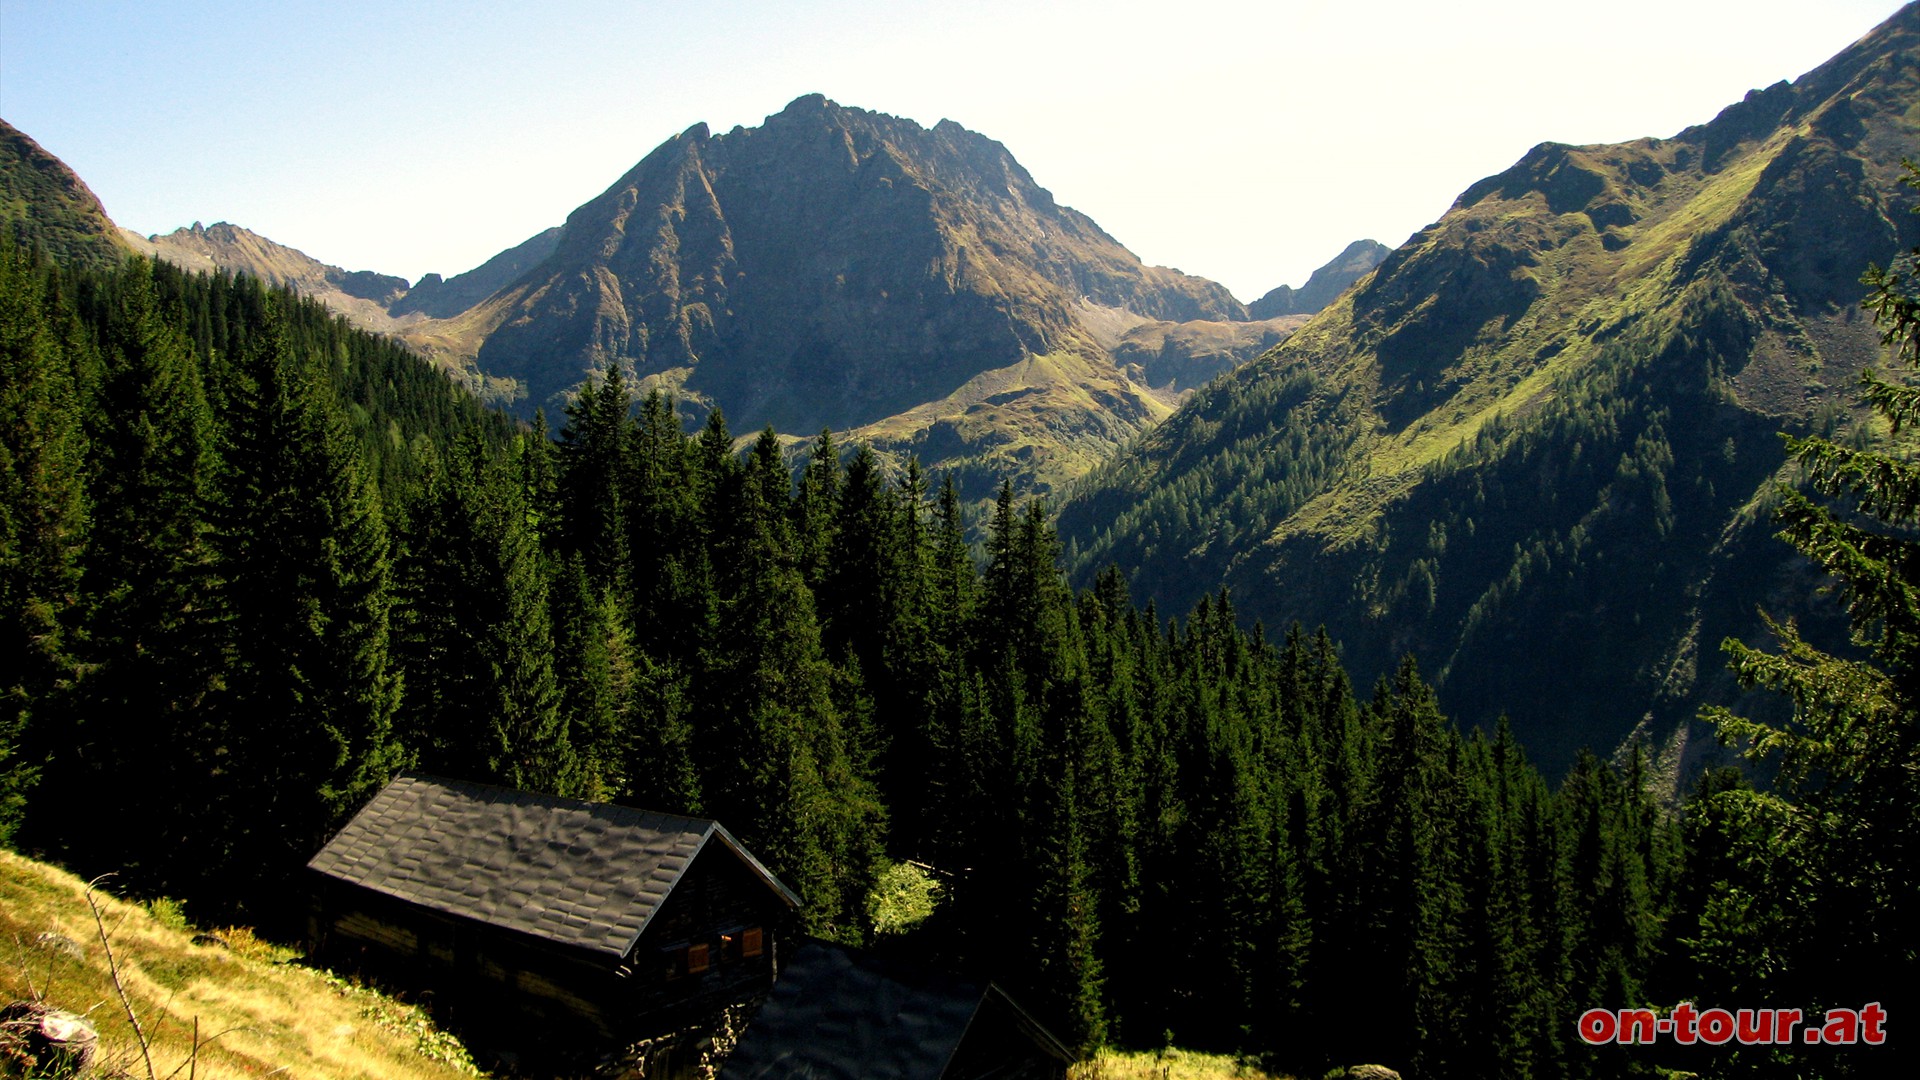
left=720, top=941, right=1073, bottom=1079
left=308, top=773, right=800, bottom=960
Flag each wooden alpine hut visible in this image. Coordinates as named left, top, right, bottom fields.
left=305, top=773, right=801, bottom=1062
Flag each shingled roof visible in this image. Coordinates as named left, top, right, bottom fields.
left=308, top=773, right=801, bottom=960
left=720, top=941, right=1074, bottom=1079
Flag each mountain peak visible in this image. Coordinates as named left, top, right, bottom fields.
left=1247, top=239, right=1390, bottom=319
left=444, top=96, right=1248, bottom=496
left=780, top=92, right=833, bottom=114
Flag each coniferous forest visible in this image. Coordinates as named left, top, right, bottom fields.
left=2, top=228, right=1917, bottom=1079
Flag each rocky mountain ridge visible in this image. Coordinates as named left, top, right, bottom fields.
left=389, top=226, right=561, bottom=320
left=125, top=221, right=419, bottom=334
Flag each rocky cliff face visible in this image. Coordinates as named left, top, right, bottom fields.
left=1059, top=3, right=1920, bottom=776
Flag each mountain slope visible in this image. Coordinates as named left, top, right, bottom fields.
left=1058, top=2, right=1920, bottom=773
left=0, top=849, right=480, bottom=1079
left=0, top=119, right=132, bottom=270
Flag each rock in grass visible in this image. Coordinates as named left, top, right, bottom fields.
left=0, top=1000, right=100, bottom=1074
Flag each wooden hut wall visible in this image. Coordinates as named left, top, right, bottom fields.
left=308, top=845, right=793, bottom=1042
left=308, top=877, right=629, bottom=1038
left=623, top=844, right=789, bottom=1015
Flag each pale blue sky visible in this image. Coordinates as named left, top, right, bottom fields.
left=1, top=1, right=1909, bottom=300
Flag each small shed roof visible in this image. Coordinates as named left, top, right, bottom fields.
left=720, top=940, right=1074, bottom=1079
left=308, top=773, right=801, bottom=960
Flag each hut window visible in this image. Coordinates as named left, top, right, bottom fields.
left=741, top=927, right=763, bottom=958
left=686, top=943, right=711, bottom=974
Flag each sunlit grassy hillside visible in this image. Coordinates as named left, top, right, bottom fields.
left=1070, top=1048, right=1299, bottom=1079
left=0, top=849, right=479, bottom=1080
left=0, top=845, right=1388, bottom=1079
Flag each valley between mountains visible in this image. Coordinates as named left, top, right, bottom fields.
left=10, top=0, right=1919, bottom=778
left=104, top=98, right=1384, bottom=509
left=6, top=4, right=1920, bottom=1077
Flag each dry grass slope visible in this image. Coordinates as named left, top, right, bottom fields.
left=0, top=850, right=480, bottom=1080
left=1069, top=1047, right=1294, bottom=1079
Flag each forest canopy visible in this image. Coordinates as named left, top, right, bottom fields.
left=2, top=233, right=1914, bottom=1077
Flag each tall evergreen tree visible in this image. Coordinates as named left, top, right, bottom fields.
left=0, top=241, right=87, bottom=840
left=558, top=365, right=632, bottom=588
left=35, top=260, right=217, bottom=883
left=207, top=304, right=403, bottom=910
left=396, top=433, right=573, bottom=793
left=696, top=427, right=884, bottom=939
left=794, top=428, right=841, bottom=595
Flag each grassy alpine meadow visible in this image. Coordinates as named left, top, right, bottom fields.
left=0, top=849, right=480, bottom=1080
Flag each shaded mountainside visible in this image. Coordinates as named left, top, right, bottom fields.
left=0, top=118, right=131, bottom=270
left=1058, top=2, right=1920, bottom=775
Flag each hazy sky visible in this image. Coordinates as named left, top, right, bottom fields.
left=1, top=1, right=1909, bottom=302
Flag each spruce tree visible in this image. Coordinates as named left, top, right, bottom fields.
left=558, top=365, right=631, bottom=587
left=0, top=241, right=87, bottom=841
left=207, top=304, right=403, bottom=910
left=396, top=433, right=572, bottom=794
left=39, top=259, right=217, bottom=883
left=794, top=428, right=841, bottom=595
left=549, top=550, right=625, bottom=800
left=698, top=427, right=884, bottom=938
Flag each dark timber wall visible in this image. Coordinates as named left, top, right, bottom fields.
left=308, top=842, right=791, bottom=1046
